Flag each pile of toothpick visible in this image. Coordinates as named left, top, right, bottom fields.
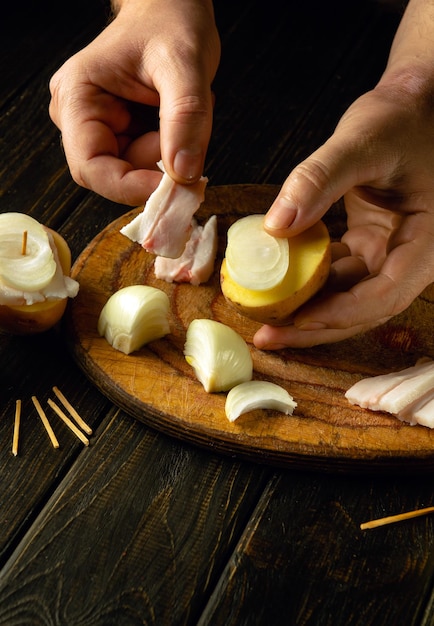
left=12, top=386, right=92, bottom=456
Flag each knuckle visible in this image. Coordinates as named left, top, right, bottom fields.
left=292, top=158, right=333, bottom=194
left=171, top=94, right=209, bottom=119
left=69, top=161, right=89, bottom=189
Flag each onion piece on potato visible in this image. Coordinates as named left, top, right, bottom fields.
left=225, top=214, right=289, bottom=291
left=221, top=218, right=331, bottom=326
left=0, top=224, right=78, bottom=335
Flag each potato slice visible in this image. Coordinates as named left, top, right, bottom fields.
left=220, top=220, right=331, bottom=325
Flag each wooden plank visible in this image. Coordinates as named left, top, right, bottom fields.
left=0, top=2, right=105, bottom=221
left=0, top=0, right=105, bottom=104
left=198, top=471, right=434, bottom=625
left=207, top=0, right=404, bottom=185
left=262, top=3, right=405, bottom=183
left=0, top=330, right=111, bottom=565
left=0, top=410, right=271, bottom=625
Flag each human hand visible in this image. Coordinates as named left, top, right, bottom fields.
left=49, top=0, right=220, bottom=205
left=253, top=74, right=434, bottom=348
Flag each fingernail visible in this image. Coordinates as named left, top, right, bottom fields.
left=260, top=343, right=288, bottom=350
left=296, top=321, right=327, bottom=331
left=174, top=149, right=202, bottom=181
left=264, top=198, right=297, bottom=230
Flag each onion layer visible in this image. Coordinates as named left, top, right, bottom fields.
left=225, top=380, right=297, bottom=422
left=225, top=214, right=289, bottom=291
left=0, top=213, right=57, bottom=291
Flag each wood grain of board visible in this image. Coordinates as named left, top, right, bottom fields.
left=65, top=185, right=434, bottom=473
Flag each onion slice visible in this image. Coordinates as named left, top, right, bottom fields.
left=225, top=214, right=289, bottom=291
left=98, top=285, right=170, bottom=354
left=225, top=380, right=297, bottom=422
left=0, top=213, right=57, bottom=291
left=184, top=319, right=253, bottom=392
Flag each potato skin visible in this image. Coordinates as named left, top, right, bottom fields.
left=220, top=220, right=331, bottom=326
left=0, top=229, right=72, bottom=335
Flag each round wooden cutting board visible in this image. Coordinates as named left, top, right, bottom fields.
left=65, top=184, right=434, bottom=473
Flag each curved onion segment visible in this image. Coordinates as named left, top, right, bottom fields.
left=225, top=380, right=297, bottom=422
left=225, top=214, right=289, bottom=291
left=184, top=319, right=253, bottom=392
left=97, top=285, right=170, bottom=354
left=0, top=213, right=56, bottom=291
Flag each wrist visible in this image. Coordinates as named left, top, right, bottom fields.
left=377, top=61, right=434, bottom=113
left=111, top=0, right=215, bottom=16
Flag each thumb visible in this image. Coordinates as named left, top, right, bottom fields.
left=264, top=133, right=368, bottom=237
left=158, top=73, right=214, bottom=184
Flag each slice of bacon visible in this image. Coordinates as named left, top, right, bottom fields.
left=154, top=215, right=218, bottom=285
left=345, top=358, right=434, bottom=428
left=407, top=395, right=434, bottom=428
left=344, top=359, right=432, bottom=409
left=120, top=161, right=208, bottom=259
left=398, top=388, right=434, bottom=428
left=376, top=362, right=434, bottom=415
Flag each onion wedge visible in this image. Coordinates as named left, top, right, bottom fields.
left=184, top=319, right=253, bottom=392
left=98, top=285, right=170, bottom=354
left=225, top=380, right=297, bottom=422
left=225, top=214, right=289, bottom=291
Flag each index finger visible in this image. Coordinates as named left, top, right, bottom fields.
left=62, top=118, right=163, bottom=205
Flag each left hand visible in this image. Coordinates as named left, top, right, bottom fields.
left=254, top=76, right=434, bottom=348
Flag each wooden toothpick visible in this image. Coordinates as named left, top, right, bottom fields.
left=12, top=399, right=21, bottom=456
left=47, top=399, right=89, bottom=446
left=31, top=395, right=59, bottom=449
left=52, top=387, right=92, bottom=435
left=361, top=506, right=434, bottom=530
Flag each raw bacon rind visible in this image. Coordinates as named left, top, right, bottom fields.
left=154, top=215, right=218, bottom=286
left=405, top=396, right=434, bottom=428
left=398, top=388, right=434, bottom=428
left=120, top=161, right=208, bottom=259
left=376, top=363, right=434, bottom=415
left=345, top=358, right=434, bottom=428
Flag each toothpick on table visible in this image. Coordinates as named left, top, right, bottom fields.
left=47, top=399, right=89, bottom=446
left=21, top=230, right=27, bottom=255
left=361, top=506, right=434, bottom=530
left=31, top=395, right=59, bottom=449
left=52, top=386, right=92, bottom=435
left=12, top=399, right=21, bottom=456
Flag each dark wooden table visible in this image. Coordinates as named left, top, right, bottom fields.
left=2, top=1, right=434, bottom=624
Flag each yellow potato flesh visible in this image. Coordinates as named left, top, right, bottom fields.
left=0, top=229, right=72, bottom=335
left=220, top=220, right=331, bottom=325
